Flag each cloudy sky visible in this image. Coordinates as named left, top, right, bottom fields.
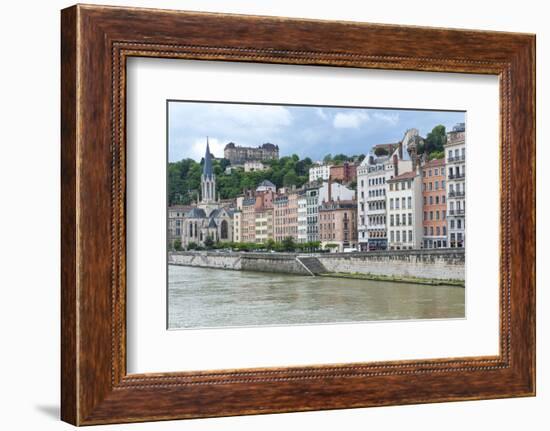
left=168, top=101, right=465, bottom=162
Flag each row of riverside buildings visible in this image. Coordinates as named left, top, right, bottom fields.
left=168, top=124, right=465, bottom=252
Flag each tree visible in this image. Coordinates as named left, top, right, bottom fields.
left=323, top=154, right=333, bottom=164
left=374, top=147, right=389, bottom=156
left=424, top=125, right=447, bottom=157
left=173, top=239, right=183, bottom=251
left=187, top=241, right=198, bottom=250
left=281, top=236, right=296, bottom=252
left=283, top=171, right=298, bottom=187
left=204, top=236, right=214, bottom=249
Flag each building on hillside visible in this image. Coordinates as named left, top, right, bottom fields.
left=445, top=123, right=466, bottom=248
left=422, top=158, right=447, bottom=248
left=356, top=129, right=417, bottom=251
left=330, top=161, right=357, bottom=184
left=319, top=199, right=358, bottom=252
left=309, top=163, right=332, bottom=182
left=244, top=161, right=266, bottom=172
left=256, top=179, right=276, bottom=193
left=224, top=142, right=279, bottom=165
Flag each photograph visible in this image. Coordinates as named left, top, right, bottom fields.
left=167, top=101, right=467, bottom=329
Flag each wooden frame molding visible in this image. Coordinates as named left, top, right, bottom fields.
left=61, top=4, right=535, bottom=425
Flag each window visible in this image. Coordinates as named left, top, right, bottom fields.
left=429, top=211, right=434, bottom=220
left=408, top=196, right=412, bottom=209
left=401, top=182, right=406, bottom=190
left=408, top=213, right=412, bottom=225
left=443, top=226, right=447, bottom=235
left=396, top=199, right=400, bottom=209
left=402, top=214, right=406, bottom=225
left=429, top=182, right=433, bottom=191
left=403, top=230, right=407, bottom=242
left=424, top=211, right=427, bottom=221
left=429, top=196, right=433, bottom=205
left=434, top=168, right=439, bottom=176
left=450, top=220, right=455, bottom=229
left=407, top=180, right=411, bottom=189
left=423, top=196, right=427, bottom=205
left=457, top=219, right=462, bottom=229
left=408, top=230, right=413, bottom=242
left=442, top=195, right=446, bottom=204
left=390, top=231, right=394, bottom=242
left=435, top=196, right=439, bottom=204
left=435, top=181, right=439, bottom=190
left=424, top=226, right=428, bottom=236
left=390, top=215, right=394, bottom=226
left=430, top=226, right=434, bottom=236
left=436, top=210, right=440, bottom=220
left=396, top=231, right=400, bottom=242
left=389, top=183, right=393, bottom=191
left=436, top=226, right=440, bottom=236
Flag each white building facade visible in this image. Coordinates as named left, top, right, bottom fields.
left=387, top=171, right=423, bottom=250
left=356, top=129, right=418, bottom=251
left=297, top=193, right=308, bottom=243
left=445, top=123, right=466, bottom=248
left=309, top=164, right=332, bottom=182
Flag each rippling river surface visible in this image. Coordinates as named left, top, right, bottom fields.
left=168, top=265, right=465, bottom=329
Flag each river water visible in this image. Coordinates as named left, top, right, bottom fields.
left=168, top=265, right=465, bottom=329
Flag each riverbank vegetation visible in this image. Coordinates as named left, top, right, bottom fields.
left=173, top=236, right=323, bottom=253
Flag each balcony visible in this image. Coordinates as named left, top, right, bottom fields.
left=448, top=172, right=465, bottom=180
left=447, top=155, right=466, bottom=163
left=448, top=209, right=465, bottom=216
left=449, top=190, right=465, bottom=198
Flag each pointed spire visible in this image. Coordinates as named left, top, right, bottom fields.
left=203, top=137, right=213, bottom=178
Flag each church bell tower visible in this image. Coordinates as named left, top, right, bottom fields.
left=199, top=138, right=217, bottom=214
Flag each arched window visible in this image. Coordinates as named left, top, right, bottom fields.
left=221, top=220, right=228, bottom=239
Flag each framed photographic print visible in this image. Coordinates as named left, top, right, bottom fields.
left=61, top=4, right=536, bottom=425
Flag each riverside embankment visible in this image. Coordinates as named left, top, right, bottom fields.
left=168, top=249, right=465, bottom=283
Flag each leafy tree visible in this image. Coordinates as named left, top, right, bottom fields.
left=424, top=125, right=447, bottom=157
left=283, top=171, right=298, bottom=187
left=173, top=239, right=183, bottom=251
left=374, top=147, right=389, bottom=156
left=187, top=241, right=198, bottom=250
left=281, top=236, right=296, bottom=252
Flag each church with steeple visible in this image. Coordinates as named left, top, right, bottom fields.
left=198, top=138, right=220, bottom=215
left=179, top=139, right=235, bottom=248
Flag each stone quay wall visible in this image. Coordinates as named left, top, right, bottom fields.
left=168, top=251, right=309, bottom=275
left=169, top=249, right=465, bottom=281
left=317, top=249, right=465, bottom=281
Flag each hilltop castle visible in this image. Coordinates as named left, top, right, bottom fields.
left=223, top=142, right=279, bottom=165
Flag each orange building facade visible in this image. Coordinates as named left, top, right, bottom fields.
left=421, top=158, right=447, bottom=248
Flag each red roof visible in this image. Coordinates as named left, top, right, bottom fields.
left=424, top=158, right=445, bottom=168
left=388, top=171, right=417, bottom=182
